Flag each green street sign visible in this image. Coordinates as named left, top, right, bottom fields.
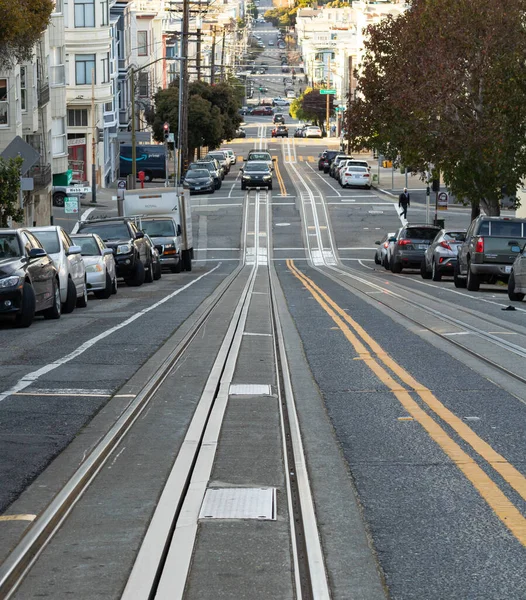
left=320, top=89, right=336, bottom=95
left=335, top=106, right=345, bottom=111
left=64, top=196, right=79, bottom=214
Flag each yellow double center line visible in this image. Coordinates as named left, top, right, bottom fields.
left=287, top=259, right=526, bottom=546
left=272, top=155, right=287, bottom=196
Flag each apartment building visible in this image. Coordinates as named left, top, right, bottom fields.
left=0, top=1, right=68, bottom=226
left=296, top=1, right=407, bottom=107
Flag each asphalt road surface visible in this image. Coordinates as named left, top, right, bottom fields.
left=1, top=56, right=525, bottom=600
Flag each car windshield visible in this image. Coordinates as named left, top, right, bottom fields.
left=196, top=163, right=214, bottom=171
left=209, top=153, right=225, bottom=160
left=141, top=219, right=176, bottom=237
left=34, top=230, right=60, bottom=254
left=248, top=153, right=271, bottom=161
left=0, top=234, right=21, bottom=258
left=245, top=162, right=270, bottom=172
left=79, top=222, right=130, bottom=240
left=186, top=170, right=209, bottom=178
left=74, top=236, right=101, bottom=256
left=405, top=228, right=440, bottom=240
left=444, top=231, right=466, bottom=242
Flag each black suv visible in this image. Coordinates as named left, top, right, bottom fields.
left=75, top=218, right=154, bottom=286
left=273, top=113, right=285, bottom=124
left=389, top=224, right=442, bottom=273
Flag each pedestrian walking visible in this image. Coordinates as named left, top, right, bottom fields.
left=398, top=187, right=410, bottom=219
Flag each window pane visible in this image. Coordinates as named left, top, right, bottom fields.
left=138, top=31, right=148, bottom=55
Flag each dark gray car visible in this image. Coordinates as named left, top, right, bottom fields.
left=390, top=224, right=441, bottom=273
left=183, top=169, right=215, bottom=194
left=420, top=229, right=466, bottom=281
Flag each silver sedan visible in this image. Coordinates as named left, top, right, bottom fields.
left=421, top=229, right=466, bottom=281
left=374, top=232, right=395, bottom=266
left=71, top=233, right=117, bottom=299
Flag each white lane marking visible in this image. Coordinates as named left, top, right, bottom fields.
left=80, top=207, right=95, bottom=221
left=304, top=162, right=341, bottom=197
left=358, top=259, right=375, bottom=270
left=338, top=247, right=378, bottom=250
left=195, top=248, right=240, bottom=251
left=328, top=202, right=392, bottom=205
left=443, top=332, right=471, bottom=336
left=389, top=273, right=526, bottom=314
left=0, top=264, right=222, bottom=403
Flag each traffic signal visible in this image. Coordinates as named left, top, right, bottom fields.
left=432, top=179, right=440, bottom=192
left=97, top=127, right=103, bottom=143
left=163, top=122, right=170, bottom=141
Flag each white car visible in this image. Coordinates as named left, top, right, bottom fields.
left=71, top=233, right=117, bottom=299
left=286, top=90, right=296, bottom=99
left=268, top=40, right=274, bottom=46
left=221, top=148, right=237, bottom=165
left=272, top=97, right=290, bottom=107
left=30, top=226, right=87, bottom=313
left=304, top=126, right=323, bottom=138
left=340, top=166, right=371, bottom=189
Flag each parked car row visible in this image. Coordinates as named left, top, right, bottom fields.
left=182, top=148, right=236, bottom=195
left=373, top=215, right=526, bottom=302
left=317, top=150, right=372, bottom=189
left=0, top=215, right=172, bottom=328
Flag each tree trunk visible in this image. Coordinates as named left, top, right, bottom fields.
left=480, top=198, right=500, bottom=216
left=470, top=201, right=480, bottom=221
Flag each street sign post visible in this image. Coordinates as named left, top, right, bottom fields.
left=64, top=197, right=79, bottom=214
left=320, top=89, right=336, bottom=95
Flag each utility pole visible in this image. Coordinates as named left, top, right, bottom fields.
left=326, top=53, right=330, bottom=138
left=210, top=26, right=216, bottom=84
left=180, top=0, right=190, bottom=172
left=346, top=55, right=352, bottom=155
left=196, top=21, right=202, bottom=80
left=91, top=70, right=97, bottom=203
left=130, top=71, right=137, bottom=189
left=220, top=26, right=226, bottom=82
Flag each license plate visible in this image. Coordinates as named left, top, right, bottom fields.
left=194, top=186, right=201, bottom=190
left=418, top=244, right=428, bottom=249
left=505, top=266, right=512, bottom=274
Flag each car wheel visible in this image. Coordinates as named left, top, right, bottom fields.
left=53, top=192, right=66, bottom=207
left=508, top=272, right=525, bottom=302
left=143, top=171, right=152, bottom=182
left=43, top=279, right=62, bottom=319
left=466, top=261, right=480, bottom=291
left=182, top=250, right=192, bottom=272
left=383, top=256, right=390, bottom=270
left=420, top=258, right=432, bottom=279
left=153, top=261, right=162, bottom=280
left=431, top=260, right=442, bottom=281
left=125, top=260, right=145, bottom=287
left=453, top=261, right=467, bottom=288
left=95, top=272, right=113, bottom=299
left=144, top=260, right=154, bottom=283
left=374, top=253, right=381, bottom=265
left=15, top=282, right=35, bottom=328
left=76, top=280, right=88, bottom=308
left=112, top=276, right=118, bottom=295
left=268, top=183, right=273, bottom=190
left=241, top=183, right=246, bottom=190
left=62, top=277, right=77, bottom=313
left=170, top=259, right=182, bottom=274
left=391, top=258, right=402, bottom=273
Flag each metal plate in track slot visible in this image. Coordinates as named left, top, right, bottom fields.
left=199, top=487, right=276, bottom=520
left=229, top=384, right=272, bottom=395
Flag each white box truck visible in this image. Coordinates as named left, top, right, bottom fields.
left=123, top=187, right=193, bottom=272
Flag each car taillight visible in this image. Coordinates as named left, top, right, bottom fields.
left=398, top=239, right=411, bottom=246
left=383, top=242, right=389, bottom=248
left=364, top=173, right=370, bottom=178
left=439, top=241, right=452, bottom=250
left=475, top=237, right=484, bottom=253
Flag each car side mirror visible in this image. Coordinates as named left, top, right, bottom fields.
left=67, top=245, right=82, bottom=255
left=374, top=240, right=381, bottom=245
left=272, top=157, right=277, bottom=162
left=102, top=248, right=114, bottom=256
left=135, top=231, right=145, bottom=239
left=28, top=248, right=47, bottom=259
left=240, top=168, right=244, bottom=172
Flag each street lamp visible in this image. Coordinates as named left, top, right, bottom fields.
left=130, top=57, right=181, bottom=188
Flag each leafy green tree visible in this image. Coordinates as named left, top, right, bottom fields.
left=299, top=89, right=334, bottom=128
left=0, top=0, right=54, bottom=68
left=348, top=0, right=526, bottom=216
left=148, top=79, right=242, bottom=155
left=0, top=157, right=24, bottom=227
